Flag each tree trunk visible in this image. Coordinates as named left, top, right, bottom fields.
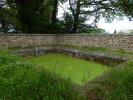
left=51, top=0, right=58, bottom=24
left=1, top=20, right=6, bottom=33
left=72, top=0, right=81, bottom=33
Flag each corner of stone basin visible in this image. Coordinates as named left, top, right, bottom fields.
left=12, top=46, right=133, bottom=67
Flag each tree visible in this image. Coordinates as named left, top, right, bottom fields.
left=13, top=0, right=46, bottom=33
left=67, top=0, right=119, bottom=33
left=127, top=29, right=133, bottom=34
left=0, top=0, right=20, bottom=33
left=1, top=0, right=126, bottom=34
left=7, top=0, right=67, bottom=33
left=112, top=0, right=133, bottom=20
left=0, top=8, right=8, bottom=33
left=60, top=13, right=73, bottom=33
left=113, top=30, right=117, bottom=34
left=51, top=0, right=58, bottom=25
left=91, top=27, right=106, bottom=34
left=50, top=0, right=67, bottom=33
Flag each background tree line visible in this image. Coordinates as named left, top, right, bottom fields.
left=0, top=0, right=133, bottom=34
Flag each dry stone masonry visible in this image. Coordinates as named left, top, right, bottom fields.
left=1, top=34, right=133, bottom=52
left=0, top=34, right=56, bottom=48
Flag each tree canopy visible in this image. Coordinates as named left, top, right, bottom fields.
left=113, top=0, right=133, bottom=20
left=0, top=0, right=133, bottom=34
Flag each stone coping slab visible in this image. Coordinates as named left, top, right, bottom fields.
left=1, top=33, right=133, bottom=36
left=13, top=46, right=133, bottom=66
left=55, top=47, right=133, bottom=61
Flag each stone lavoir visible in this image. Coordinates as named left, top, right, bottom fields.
left=13, top=46, right=133, bottom=67
left=1, top=34, right=133, bottom=52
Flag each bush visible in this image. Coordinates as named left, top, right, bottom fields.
left=0, top=51, right=84, bottom=100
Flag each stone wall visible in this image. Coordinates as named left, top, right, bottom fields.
left=56, top=34, right=133, bottom=52
left=13, top=47, right=133, bottom=66
left=0, top=34, right=56, bottom=48
left=1, top=34, right=133, bottom=52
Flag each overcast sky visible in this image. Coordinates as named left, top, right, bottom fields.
left=98, top=17, right=133, bottom=33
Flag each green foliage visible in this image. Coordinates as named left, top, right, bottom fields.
left=1, top=0, right=132, bottom=33
left=14, top=0, right=45, bottom=33
left=0, top=0, right=22, bottom=33
left=84, top=27, right=106, bottom=34
left=88, top=60, right=133, bottom=100
left=60, top=13, right=74, bottom=33
left=127, top=29, right=133, bottom=34
left=1, top=0, right=123, bottom=33
left=0, top=6, right=19, bottom=33
left=0, top=51, right=83, bottom=100
left=113, top=0, right=133, bottom=19
left=67, top=0, right=119, bottom=33
left=60, top=12, right=106, bottom=33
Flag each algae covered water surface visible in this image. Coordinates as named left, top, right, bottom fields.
left=26, top=54, right=110, bottom=85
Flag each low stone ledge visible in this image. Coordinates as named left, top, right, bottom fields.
left=13, top=46, right=133, bottom=67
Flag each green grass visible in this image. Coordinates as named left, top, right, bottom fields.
left=0, top=50, right=84, bottom=100
left=25, top=53, right=110, bottom=85
left=103, top=66, right=133, bottom=100
left=89, top=60, right=133, bottom=100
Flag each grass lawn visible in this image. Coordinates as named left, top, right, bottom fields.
left=25, top=53, right=110, bottom=85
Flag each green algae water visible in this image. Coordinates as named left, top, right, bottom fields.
left=25, top=53, right=110, bottom=85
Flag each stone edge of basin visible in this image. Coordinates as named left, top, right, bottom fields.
left=12, top=46, right=133, bottom=67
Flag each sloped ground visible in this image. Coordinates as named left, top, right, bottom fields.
left=84, top=60, right=133, bottom=100
left=0, top=50, right=85, bottom=100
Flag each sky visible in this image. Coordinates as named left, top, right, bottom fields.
left=98, top=17, right=133, bottom=33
